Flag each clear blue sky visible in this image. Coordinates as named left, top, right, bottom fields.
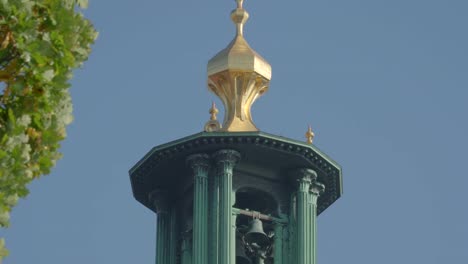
left=2, top=0, right=468, bottom=263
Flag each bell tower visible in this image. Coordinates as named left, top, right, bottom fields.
left=129, top=1, right=342, bottom=264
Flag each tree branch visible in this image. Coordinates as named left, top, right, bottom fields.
left=0, top=70, right=10, bottom=82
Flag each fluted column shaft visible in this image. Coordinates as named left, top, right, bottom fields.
left=213, top=149, right=241, bottom=264
left=274, top=223, right=284, bottom=264
left=295, top=170, right=312, bottom=264
left=169, top=207, right=177, bottom=264
left=282, top=221, right=290, bottom=264
left=231, top=213, right=238, bottom=264
left=156, top=212, right=170, bottom=264
left=181, top=232, right=192, bottom=264
left=209, top=167, right=220, bottom=264
left=289, top=193, right=297, bottom=264
left=152, top=190, right=176, bottom=264
left=187, top=154, right=211, bottom=264
left=292, top=168, right=324, bottom=264
left=308, top=180, right=325, bottom=264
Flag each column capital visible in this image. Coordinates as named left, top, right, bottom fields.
left=181, top=229, right=193, bottom=239
left=149, top=189, right=170, bottom=214
left=212, top=149, right=241, bottom=167
left=290, top=168, right=317, bottom=188
left=186, top=153, right=211, bottom=175
left=310, top=181, right=325, bottom=197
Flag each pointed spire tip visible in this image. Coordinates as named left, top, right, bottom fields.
left=306, top=125, right=315, bottom=144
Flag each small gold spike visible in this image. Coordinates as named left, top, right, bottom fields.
left=232, top=0, right=248, bottom=36
left=204, top=102, right=222, bottom=132
left=305, top=125, right=315, bottom=144
left=209, top=101, right=219, bottom=121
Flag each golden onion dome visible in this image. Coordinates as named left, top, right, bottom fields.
left=206, top=0, right=271, bottom=132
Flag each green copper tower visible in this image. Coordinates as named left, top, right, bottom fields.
left=129, top=1, right=342, bottom=264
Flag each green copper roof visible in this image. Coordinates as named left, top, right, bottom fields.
left=129, top=131, right=342, bottom=215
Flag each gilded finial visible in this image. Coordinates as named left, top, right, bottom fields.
left=305, top=125, right=315, bottom=144
left=207, top=0, right=272, bottom=132
left=209, top=101, right=219, bottom=121
left=231, top=0, right=249, bottom=36
left=204, top=102, right=221, bottom=132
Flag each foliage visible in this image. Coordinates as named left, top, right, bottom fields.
left=0, top=0, right=97, bottom=257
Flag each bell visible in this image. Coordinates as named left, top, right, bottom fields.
left=236, top=234, right=252, bottom=264
left=244, top=218, right=270, bottom=247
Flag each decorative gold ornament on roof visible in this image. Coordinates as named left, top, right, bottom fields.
left=209, top=101, right=219, bottom=121
left=207, top=0, right=271, bottom=132
left=306, top=125, right=315, bottom=144
left=204, top=102, right=222, bottom=132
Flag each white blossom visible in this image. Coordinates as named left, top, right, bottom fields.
left=0, top=211, right=10, bottom=227
left=55, top=92, right=73, bottom=126
left=17, top=114, right=31, bottom=127
left=20, top=143, right=31, bottom=162
left=25, top=169, right=33, bottom=179
left=5, top=134, right=29, bottom=151
left=5, top=194, right=18, bottom=207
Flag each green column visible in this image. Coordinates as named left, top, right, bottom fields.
left=309, top=178, right=325, bottom=264
left=289, top=193, right=297, bottom=264
left=151, top=190, right=176, bottom=264
left=282, top=221, right=290, bottom=264
left=274, top=223, right=284, bottom=264
left=295, top=169, right=312, bottom=264
left=156, top=213, right=169, bottom=264
left=187, top=154, right=210, bottom=264
left=181, top=232, right=192, bottom=264
left=209, top=167, right=219, bottom=264
left=231, top=213, right=238, bottom=264
left=306, top=191, right=311, bottom=264
left=169, top=207, right=178, bottom=264
left=213, top=149, right=241, bottom=264
left=292, top=168, right=324, bottom=264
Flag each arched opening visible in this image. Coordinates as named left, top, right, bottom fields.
left=234, top=187, right=278, bottom=216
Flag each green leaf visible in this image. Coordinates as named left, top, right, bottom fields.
left=10, top=79, right=25, bottom=93
left=7, top=108, right=15, bottom=126
left=0, top=238, right=9, bottom=257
